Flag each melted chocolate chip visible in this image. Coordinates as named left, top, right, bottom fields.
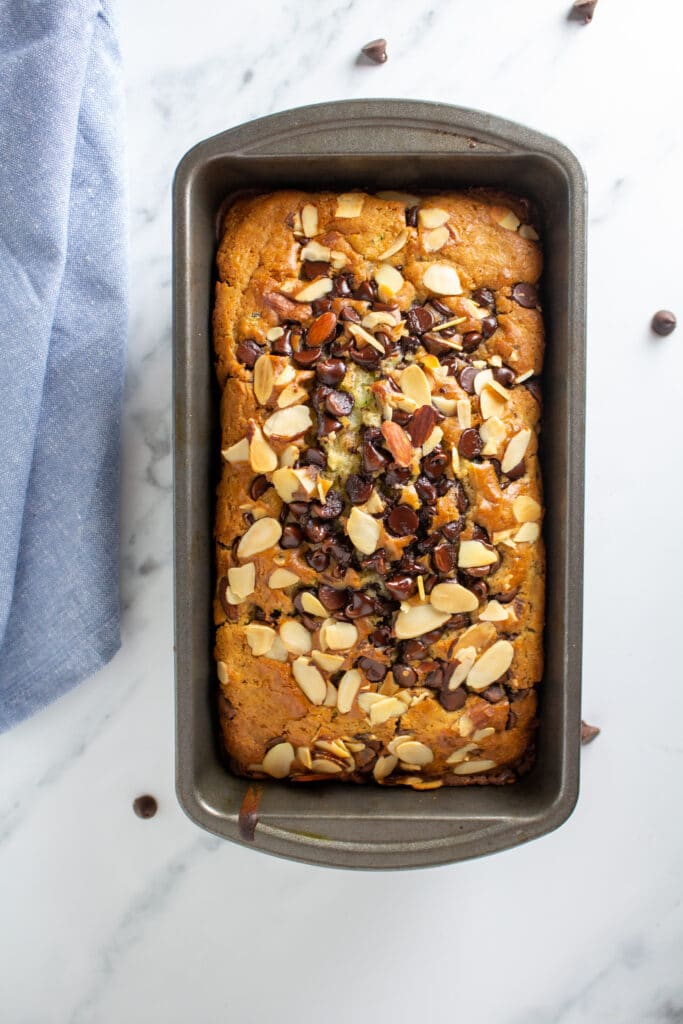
left=480, top=314, right=498, bottom=339
left=318, top=414, right=342, bottom=437
left=357, top=656, right=387, bottom=682
left=339, top=305, right=361, bottom=323
left=492, top=366, right=515, bottom=388
left=462, top=331, right=482, bottom=354
left=422, top=448, right=448, bottom=480
left=333, top=274, right=353, bottom=298
left=370, top=626, right=392, bottom=647
left=271, top=330, right=292, bottom=356
left=506, top=459, right=526, bottom=481
left=480, top=683, right=506, bottom=703
left=349, top=345, right=381, bottom=370
left=387, top=504, right=419, bottom=537
left=471, top=287, right=495, bottom=309
left=392, top=664, right=417, bottom=687
left=385, top=574, right=416, bottom=600
left=439, top=684, right=467, bottom=712
left=217, top=576, right=231, bottom=617
left=292, top=346, right=321, bottom=367
left=311, top=297, right=333, bottom=317
left=401, top=639, right=428, bottom=661
left=511, top=282, right=539, bottom=308
left=303, top=517, right=330, bottom=542
left=432, top=541, right=456, bottom=574
left=360, top=549, right=387, bottom=575
left=459, top=365, right=478, bottom=393
left=524, top=378, right=542, bottom=403
left=362, top=435, right=389, bottom=473
left=280, top=524, right=303, bottom=548
left=405, top=205, right=418, bottom=228
left=249, top=475, right=271, bottom=500
left=464, top=578, right=488, bottom=602
left=324, top=390, right=354, bottom=417
left=353, top=280, right=376, bottom=303
left=318, top=584, right=348, bottom=610
left=316, top=358, right=346, bottom=386
left=405, top=306, right=435, bottom=335
left=346, top=591, right=377, bottom=618
left=313, top=490, right=343, bottom=520
left=346, top=473, right=374, bottom=505
left=306, top=549, right=330, bottom=572
left=415, top=476, right=437, bottom=505
left=430, top=300, right=452, bottom=317
left=458, top=428, right=483, bottom=459
left=441, top=519, right=464, bottom=543
left=299, top=447, right=326, bottom=468
left=302, top=260, right=330, bottom=281
left=421, top=332, right=455, bottom=357
left=236, top=339, right=263, bottom=368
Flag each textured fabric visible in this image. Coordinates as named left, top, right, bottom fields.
left=0, top=0, right=127, bottom=730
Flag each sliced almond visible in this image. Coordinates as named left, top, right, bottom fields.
left=237, top=517, right=282, bottom=559
left=373, top=754, right=398, bottom=781
left=451, top=447, right=461, bottom=474
left=300, top=592, right=328, bottom=618
left=446, top=743, right=476, bottom=764
left=315, top=739, right=351, bottom=759
left=501, top=428, right=532, bottom=474
left=279, top=619, right=312, bottom=655
left=348, top=322, right=386, bottom=354
left=222, top=437, right=249, bottom=463
left=419, top=207, right=449, bottom=229
left=377, top=228, right=410, bottom=260
left=395, top=603, right=451, bottom=640
left=430, top=316, right=467, bottom=333
left=278, top=444, right=300, bottom=468
left=245, top=623, right=276, bottom=657
left=453, top=759, right=497, bottom=775
left=480, top=415, right=507, bottom=455
left=347, top=506, right=380, bottom=555
left=380, top=421, right=413, bottom=467
left=362, top=310, right=400, bottom=331
left=457, top=399, right=471, bottom=429
left=473, top=368, right=493, bottom=396
left=337, top=669, right=362, bottom=714
left=399, top=364, right=432, bottom=407
left=320, top=619, right=358, bottom=651
left=217, top=661, right=228, bottom=684
left=277, top=382, right=308, bottom=408
left=446, top=646, right=477, bottom=689
left=253, top=355, right=274, bottom=406
left=423, top=263, right=462, bottom=296
left=478, top=600, right=508, bottom=622
left=514, top=521, right=540, bottom=543
left=297, top=746, right=313, bottom=770
left=458, top=540, right=497, bottom=569
left=295, top=278, right=333, bottom=303
left=519, top=224, right=540, bottom=241
left=247, top=421, right=278, bottom=473
left=268, top=568, right=299, bottom=589
left=430, top=582, right=479, bottom=614
left=363, top=490, right=385, bottom=515
left=357, top=692, right=386, bottom=713
left=301, top=203, right=318, bottom=238
left=458, top=713, right=474, bottom=737
left=466, top=639, right=514, bottom=691
left=513, top=495, right=542, bottom=522
left=292, top=657, right=326, bottom=704
left=266, top=326, right=285, bottom=342
left=335, top=193, right=364, bottom=218
left=370, top=696, right=407, bottom=726
left=311, top=650, right=345, bottom=673
left=393, top=740, right=433, bottom=766
left=432, top=395, right=458, bottom=416
left=374, top=263, right=405, bottom=301
left=473, top=726, right=496, bottom=742
left=422, top=425, right=443, bottom=455
left=494, top=208, right=521, bottom=231
left=274, top=364, right=296, bottom=387
left=323, top=682, right=338, bottom=707
left=330, top=250, right=348, bottom=270
left=271, top=467, right=303, bottom=503
left=310, top=758, right=344, bottom=774
left=266, top=636, right=289, bottom=662
left=228, top=563, right=256, bottom=600
left=262, top=741, right=295, bottom=779
left=263, top=405, right=312, bottom=440
left=480, top=383, right=508, bottom=420
left=300, top=239, right=330, bottom=262
left=422, top=225, right=450, bottom=252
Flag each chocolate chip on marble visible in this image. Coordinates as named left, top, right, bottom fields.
left=346, top=473, right=374, bottom=505
left=280, top=523, right=303, bottom=548
left=458, top=427, right=483, bottom=459
left=387, top=504, right=419, bottom=536
left=236, top=339, right=263, bottom=368
left=392, top=664, right=417, bottom=688
left=581, top=720, right=601, bottom=744
left=133, top=795, right=158, bottom=819
left=511, top=282, right=539, bottom=309
left=651, top=310, right=677, bottom=337
left=360, top=37, right=388, bottom=63
left=569, top=0, right=597, bottom=22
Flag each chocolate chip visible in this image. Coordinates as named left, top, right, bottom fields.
left=422, top=449, right=447, bottom=480
left=492, top=366, right=515, bottom=388
left=133, top=795, right=157, bottom=819
left=292, top=346, right=321, bottom=367
left=346, top=473, right=374, bottom=505
left=324, top=536, right=353, bottom=565
left=459, top=365, right=478, bottom=393
left=423, top=665, right=444, bottom=689
left=313, top=490, right=343, bottom=520
left=430, top=300, right=452, bottom=317
left=353, top=280, right=376, bottom=303
left=458, top=428, right=483, bottom=459
left=304, top=517, right=331, bottom=542
left=432, top=541, right=456, bottom=574
left=462, top=331, right=482, bottom=354
left=271, top=329, right=292, bottom=356
left=324, top=389, right=354, bottom=417
left=306, top=549, right=329, bottom=572
left=346, top=591, right=377, bottom=618
left=480, top=314, right=498, bottom=339
left=415, top=476, right=437, bottom=505
left=505, top=459, right=526, bottom=481
left=360, top=549, right=387, bottom=575
left=339, top=305, right=361, bottom=323
left=492, top=587, right=519, bottom=605
left=581, top=720, right=601, bottom=744
left=453, top=479, right=468, bottom=513
left=569, top=0, right=597, bottom=23
left=236, top=339, right=263, bottom=368
left=349, top=345, right=381, bottom=369
left=387, top=504, right=419, bottom=537
left=318, top=414, right=342, bottom=437
left=316, top=358, right=346, bottom=386
left=422, top=332, right=455, bottom=357
left=392, top=664, right=417, bottom=688
left=287, top=501, right=309, bottom=520
left=384, top=464, right=412, bottom=489
left=511, top=282, right=539, bottom=309
left=280, top=523, right=303, bottom=548
left=360, top=37, right=388, bottom=63
left=401, top=639, right=428, bottom=661
left=441, top=519, right=464, bottom=542
left=357, top=656, right=387, bottom=681
left=464, top=579, right=488, bottom=602
left=405, top=306, right=435, bottom=335
left=362, top=435, right=389, bottom=473
left=311, top=297, right=333, bottom=317
left=651, top=310, right=677, bottom=336
left=524, top=377, right=542, bottom=403
left=333, top=274, right=353, bottom=298
left=439, top=685, right=466, bottom=712
left=480, top=684, right=506, bottom=703
left=249, top=474, right=271, bottom=500
left=318, top=584, right=348, bottom=610
left=471, top=287, right=495, bottom=310
left=302, top=260, right=330, bottom=281
left=299, top=447, right=326, bottom=468
left=385, top=574, right=416, bottom=600
left=405, top=205, right=419, bottom=228
left=217, top=576, right=231, bottom=617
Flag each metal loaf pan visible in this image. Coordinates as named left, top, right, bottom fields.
left=173, top=99, right=586, bottom=869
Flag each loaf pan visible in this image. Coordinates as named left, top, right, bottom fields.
left=173, top=99, right=586, bottom=869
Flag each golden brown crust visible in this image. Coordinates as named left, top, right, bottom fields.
left=213, top=189, right=545, bottom=788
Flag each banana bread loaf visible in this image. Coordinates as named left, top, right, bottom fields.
left=213, top=189, right=544, bottom=788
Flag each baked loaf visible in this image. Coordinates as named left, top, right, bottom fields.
left=213, top=189, right=544, bottom=788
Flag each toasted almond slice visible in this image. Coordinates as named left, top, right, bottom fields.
left=276, top=382, right=308, bottom=408
left=451, top=447, right=461, bottom=475
left=357, top=692, right=386, bottom=713
left=362, top=310, right=400, bottom=331
left=295, top=278, right=333, bottom=303
left=347, top=506, right=380, bottom=555
left=297, top=746, right=313, bottom=770
left=237, top=517, right=282, bottom=559
left=278, top=444, right=300, bottom=467
left=458, top=540, right=497, bottom=569
left=419, top=207, right=449, bottom=229
left=300, top=239, right=330, bottom=262
left=263, top=405, right=312, bottom=440
left=373, top=754, right=398, bottom=781
left=262, top=742, right=295, bottom=778
left=279, top=619, right=312, bottom=655
left=494, top=208, right=521, bottom=231
left=300, top=592, right=328, bottom=618
left=446, top=646, right=477, bottom=689
left=247, top=421, right=278, bottom=473
left=466, top=639, right=514, bottom=691
left=458, top=713, right=474, bottom=737
left=315, top=739, right=351, bottom=759
left=513, top=495, right=542, bottom=522
left=422, top=225, right=450, bottom=252
left=480, top=415, right=506, bottom=455
left=377, top=228, right=410, bottom=261
left=399, top=363, right=432, bottom=407
left=453, top=759, right=497, bottom=774
left=335, top=193, right=364, bottom=218
left=430, top=582, right=479, bottom=614
left=519, top=224, right=540, bottom=240
left=268, top=568, right=299, bottom=589
left=430, top=316, right=467, bottom=333
left=502, top=428, right=532, bottom=474
left=472, top=368, right=493, bottom=396
left=457, top=399, right=471, bottom=429
left=514, top=521, right=540, bottom=543
left=292, top=657, right=326, bottom=704
left=323, top=682, right=338, bottom=707
left=432, top=395, right=458, bottom=416
left=446, top=743, right=477, bottom=765
left=245, top=623, right=276, bottom=657
left=330, top=250, right=348, bottom=270
left=266, top=326, right=285, bottom=342
left=311, top=650, right=345, bottom=673
left=301, top=203, right=318, bottom=237
left=217, top=661, right=228, bottom=684
left=395, top=602, right=451, bottom=640
left=480, top=388, right=506, bottom=421
left=271, top=467, right=300, bottom=503
left=363, top=490, right=385, bottom=515
left=253, top=355, right=274, bottom=406
left=337, top=669, right=362, bottom=714
left=422, top=425, right=443, bottom=455
left=478, top=600, right=509, bottom=622
left=370, top=697, right=408, bottom=726
left=381, top=421, right=413, bottom=467
left=348, top=322, right=386, bottom=353
left=228, top=563, right=256, bottom=600
left=394, top=740, right=434, bottom=766
left=473, top=726, right=496, bottom=742
left=320, top=619, right=358, bottom=651
left=310, top=758, right=344, bottom=774
left=222, top=437, right=249, bottom=463
left=423, top=262, right=462, bottom=296
left=374, top=263, right=405, bottom=301
left=266, top=636, right=289, bottom=661
left=274, top=364, right=296, bottom=387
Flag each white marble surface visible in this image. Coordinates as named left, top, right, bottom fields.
left=2, top=0, right=683, bottom=1020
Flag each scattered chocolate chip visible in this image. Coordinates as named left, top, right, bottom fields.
left=318, top=584, right=347, bottom=611
left=505, top=459, right=526, bottom=481
left=311, top=298, right=333, bottom=318
left=422, top=332, right=456, bottom=357
left=318, top=413, right=342, bottom=437
left=430, top=300, right=452, bottom=317
left=459, top=365, right=479, bottom=393
left=357, top=656, right=387, bottom=682
left=471, top=287, right=495, bottom=310
left=392, top=664, right=417, bottom=688
left=304, top=517, right=331, bottom=543
left=581, top=720, right=601, bottom=744
left=480, top=684, right=506, bottom=703
left=314, top=490, right=344, bottom=520
left=362, top=434, right=389, bottom=473
left=349, top=344, right=381, bottom=369
left=384, top=463, right=412, bottom=488
left=236, top=339, right=263, bottom=368
left=324, top=536, right=353, bottom=566
left=249, top=474, right=271, bottom=500
left=217, top=576, right=232, bottom=617
left=360, top=549, right=387, bottom=575
left=288, top=501, right=309, bottom=520
left=415, top=476, right=437, bottom=505
left=353, top=280, right=376, bottom=303
left=280, top=523, right=303, bottom=548
left=511, top=282, right=539, bottom=309
left=432, top=541, right=456, bottom=574
left=480, top=314, right=498, bottom=339
left=405, top=306, right=435, bottom=335
left=346, top=473, right=374, bottom=505
left=405, top=205, right=419, bottom=228
left=346, top=592, right=377, bottom=618
left=651, top=309, right=677, bottom=336
left=492, top=366, right=515, bottom=388
left=387, top=504, right=419, bottom=536
left=133, top=795, right=157, bottom=819
left=302, top=260, right=330, bottom=281
left=441, top=519, right=464, bottom=542
left=292, top=346, right=321, bottom=367
left=422, top=448, right=447, bottom=480
left=439, top=684, right=467, bottom=712
left=458, top=427, right=483, bottom=459
left=270, top=331, right=292, bottom=357
left=462, top=331, right=482, bottom=354
left=423, top=665, right=444, bottom=689
left=299, top=448, right=326, bottom=469
left=492, top=587, right=519, bottom=605
left=524, top=377, right=542, bottom=403
left=360, top=37, right=388, bottom=63
left=306, top=549, right=329, bottom=572
left=401, top=639, right=429, bottom=661
left=385, top=574, right=416, bottom=600
left=339, top=305, right=361, bottom=323
left=333, top=274, right=353, bottom=298
left=569, top=0, right=597, bottom=22
left=464, top=579, right=488, bottom=602
left=316, top=358, right=346, bottom=386
left=324, top=389, right=354, bottom=417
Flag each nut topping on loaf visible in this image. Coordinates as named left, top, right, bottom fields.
left=213, top=190, right=545, bottom=788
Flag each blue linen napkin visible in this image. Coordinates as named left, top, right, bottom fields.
left=0, top=0, right=127, bottom=730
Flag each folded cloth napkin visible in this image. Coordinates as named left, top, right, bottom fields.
left=0, top=0, right=127, bottom=730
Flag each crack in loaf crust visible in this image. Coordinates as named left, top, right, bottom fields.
left=213, top=189, right=545, bottom=788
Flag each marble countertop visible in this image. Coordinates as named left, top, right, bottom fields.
left=3, top=1, right=682, bottom=1021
